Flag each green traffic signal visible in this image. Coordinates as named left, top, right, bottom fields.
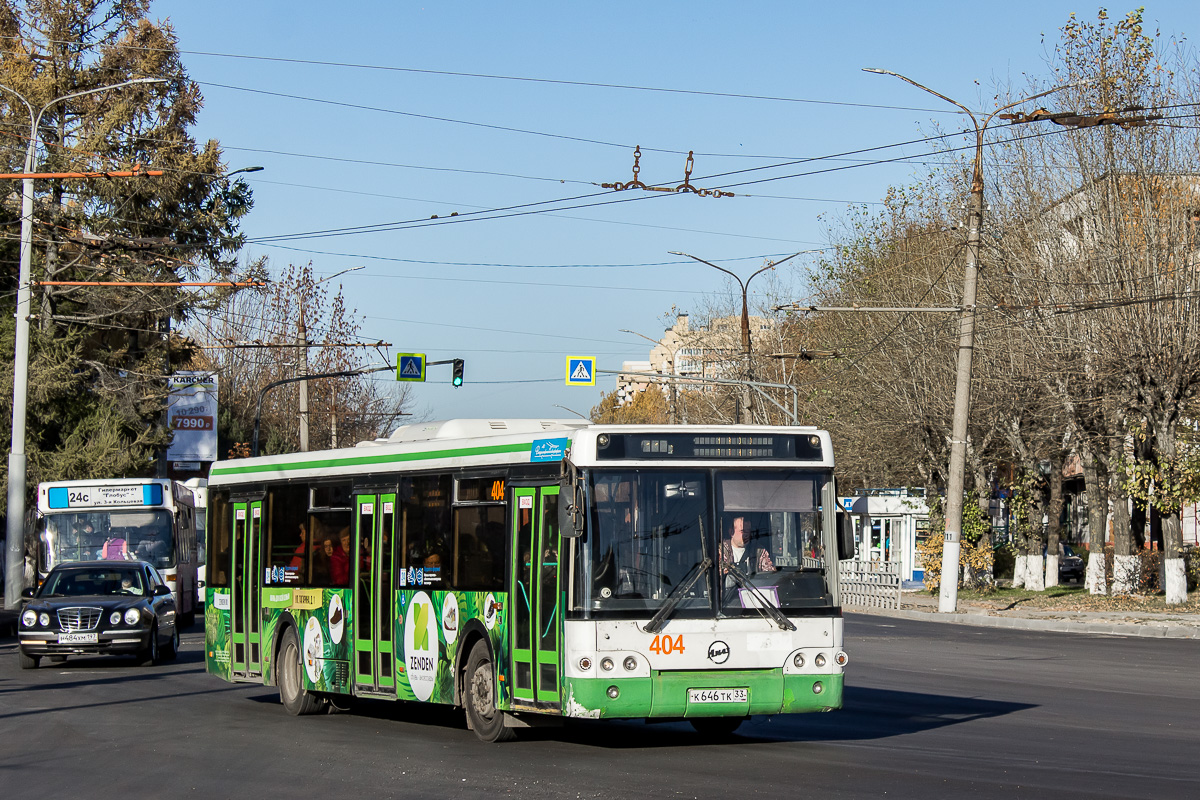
left=452, top=358, right=464, bottom=387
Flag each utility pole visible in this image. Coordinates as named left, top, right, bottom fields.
left=864, top=68, right=1082, bottom=614
left=298, top=306, right=310, bottom=451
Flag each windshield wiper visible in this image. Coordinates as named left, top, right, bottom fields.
left=724, top=563, right=796, bottom=631
left=644, top=516, right=712, bottom=634
left=644, top=557, right=712, bottom=634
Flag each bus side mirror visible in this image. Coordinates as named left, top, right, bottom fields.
left=836, top=511, right=855, bottom=560
left=559, top=455, right=585, bottom=539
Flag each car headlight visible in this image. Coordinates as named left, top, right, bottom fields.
left=124, top=608, right=142, bottom=626
left=110, top=611, right=122, bottom=626
left=21, top=609, right=37, bottom=627
left=39, top=612, right=50, bottom=627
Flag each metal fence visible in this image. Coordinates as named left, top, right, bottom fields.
left=838, top=559, right=901, bottom=610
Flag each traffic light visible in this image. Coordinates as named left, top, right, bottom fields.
left=452, top=358, right=464, bottom=387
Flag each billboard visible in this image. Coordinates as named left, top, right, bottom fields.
left=167, top=371, right=219, bottom=463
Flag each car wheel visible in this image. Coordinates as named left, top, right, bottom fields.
left=18, top=650, right=39, bottom=670
left=464, top=640, right=515, bottom=742
left=140, top=621, right=161, bottom=666
left=278, top=627, right=324, bottom=715
left=689, top=716, right=744, bottom=739
left=164, top=623, right=180, bottom=660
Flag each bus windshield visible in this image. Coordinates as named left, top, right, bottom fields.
left=40, top=509, right=176, bottom=571
left=582, top=469, right=832, bottom=617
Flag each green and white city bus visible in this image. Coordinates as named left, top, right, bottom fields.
left=203, top=419, right=852, bottom=742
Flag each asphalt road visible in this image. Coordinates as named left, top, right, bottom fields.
left=2, top=614, right=1196, bottom=799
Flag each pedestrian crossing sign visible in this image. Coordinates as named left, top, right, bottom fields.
left=396, top=353, right=426, bottom=382
left=566, top=356, right=596, bottom=386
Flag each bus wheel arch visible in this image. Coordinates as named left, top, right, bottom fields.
left=268, top=612, right=300, bottom=688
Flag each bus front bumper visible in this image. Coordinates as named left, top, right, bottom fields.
left=562, top=670, right=843, bottom=719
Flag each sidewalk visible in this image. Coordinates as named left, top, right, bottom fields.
left=853, top=590, right=1200, bottom=639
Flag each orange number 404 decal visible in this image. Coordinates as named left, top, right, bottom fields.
left=649, top=634, right=685, bottom=655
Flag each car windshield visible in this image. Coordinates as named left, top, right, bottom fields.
left=41, top=567, right=146, bottom=597
left=40, top=509, right=175, bottom=570
left=578, top=469, right=833, bottom=618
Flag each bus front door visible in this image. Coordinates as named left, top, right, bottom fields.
left=230, top=499, right=263, bottom=677
left=510, top=485, right=562, bottom=707
left=353, top=493, right=396, bottom=695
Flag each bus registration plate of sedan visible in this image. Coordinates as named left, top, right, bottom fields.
left=688, top=688, right=747, bottom=704
left=58, top=633, right=98, bottom=644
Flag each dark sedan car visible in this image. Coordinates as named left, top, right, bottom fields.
left=17, top=560, right=179, bottom=669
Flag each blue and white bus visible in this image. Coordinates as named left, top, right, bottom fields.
left=35, top=478, right=201, bottom=626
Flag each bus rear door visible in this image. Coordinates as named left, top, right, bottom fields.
left=352, top=492, right=397, bottom=695
left=510, top=485, right=562, bottom=708
left=230, top=499, right=264, bottom=677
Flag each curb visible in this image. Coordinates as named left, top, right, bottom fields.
left=852, top=606, right=1200, bottom=639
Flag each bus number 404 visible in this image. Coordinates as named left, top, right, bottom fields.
left=649, top=634, right=684, bottom=655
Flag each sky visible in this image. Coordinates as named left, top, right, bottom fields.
left=156, top=1, right=1194, bottom=427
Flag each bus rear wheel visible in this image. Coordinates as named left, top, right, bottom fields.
left=278, top=627, right=325, bottom=716
left=464, top=640, right=515, bottom=743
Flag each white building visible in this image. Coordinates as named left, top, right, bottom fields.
left=840, top=489, right=931, bottom=583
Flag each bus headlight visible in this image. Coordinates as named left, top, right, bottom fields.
left=813, top=681, right=824, bottom=694
left=601, top=657, right=614, bottom=671
left=623, top=656, right=637, bottom=671
left=39, top=612, right=50, bottom=626
left=793, top=653, right=805, bottom=668
left=607, top=686, right=620, bottom=699
left=21, top=609, right=36, bottom=627
left=814, top=653, right=826, bottom=668
left=124, top=608, right=141, bottom=626
left=109, top=611, right=122, bottom=626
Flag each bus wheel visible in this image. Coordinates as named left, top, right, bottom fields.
left=18, top=651, right=39, bottom=670
left=689, top=717, right=744, bottom=739
left=278, top=627, right=324, bottom=716
left=464, top=640, right=515, bottom=743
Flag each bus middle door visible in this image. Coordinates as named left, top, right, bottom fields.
left=510, top=485, right=562, bottom=708
left=353, top=493, right=396, bottom=695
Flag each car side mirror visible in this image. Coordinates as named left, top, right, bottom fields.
left=21, top=587, right=35, bottom=598
left=153, top=584, right=172, bottom=597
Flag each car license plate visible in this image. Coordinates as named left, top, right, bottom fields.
left=688, top=688, right=747, bottom=704
left=58, top=633, right=98, bottom=644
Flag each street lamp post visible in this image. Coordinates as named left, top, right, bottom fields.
left=864, top=68, right=1077, bottom=614
left=4, top=77, right=166, bottom=608
left=671, top=252, right=800, bottom=424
